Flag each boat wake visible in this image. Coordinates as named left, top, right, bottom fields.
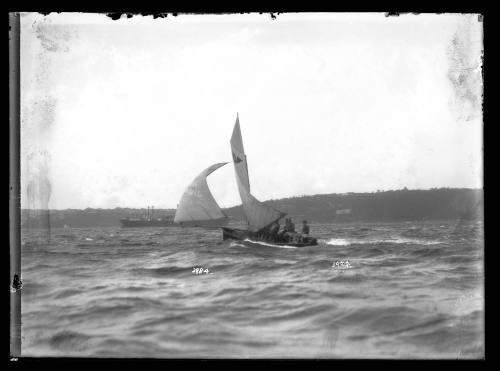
left=243, top=239, right=297, bottom=249
left=322, top=237, right=444, bottom=246
left=322, top=238, right=351, bottom=246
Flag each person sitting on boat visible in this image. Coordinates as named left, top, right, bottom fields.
left=283, top=218, right=289, bottom=232
left=281, top=218, right=296, bottom=242
left=302, top=220, right=310, bottom=235
left=284, top=218, right=295, bottom=233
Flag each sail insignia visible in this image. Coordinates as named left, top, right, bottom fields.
left=232, top=152, right=243, bottom=164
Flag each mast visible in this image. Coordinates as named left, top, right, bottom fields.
left=230, top=114, right=285, bottom=232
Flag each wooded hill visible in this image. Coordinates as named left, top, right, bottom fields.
left=224, top=187, right=483, bottom=223
left=21, top=188, right=483, bottom=228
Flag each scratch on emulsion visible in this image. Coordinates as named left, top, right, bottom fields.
left=446, top=15, right=483, bottom=122
left=24, top=14, right=76, bottom=240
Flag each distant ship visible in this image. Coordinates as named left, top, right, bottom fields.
left=120, top=206, right=176, bottom=228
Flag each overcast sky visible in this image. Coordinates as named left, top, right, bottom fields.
left=20, top=12, right=483, bottom=210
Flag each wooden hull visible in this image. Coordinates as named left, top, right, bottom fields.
left=222, top=227, right=318, bottom=247
left=222, top=227, right=250, bottom=240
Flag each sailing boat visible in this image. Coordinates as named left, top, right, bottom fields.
left=174, top=162, right=230, bottom=228
left=222, top=115, right=318, bottom=247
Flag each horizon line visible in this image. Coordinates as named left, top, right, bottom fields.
left=20, top=186, right=483, bottom=211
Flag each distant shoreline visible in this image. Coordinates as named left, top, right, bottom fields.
left=20, top=188, right=483, bottom=228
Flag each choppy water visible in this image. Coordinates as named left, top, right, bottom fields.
left=20, top=220, right=484, bottom=358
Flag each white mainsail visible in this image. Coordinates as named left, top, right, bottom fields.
left=174, top=162, right=228, bottom=223
left=230, top=115, right=285, bottom=232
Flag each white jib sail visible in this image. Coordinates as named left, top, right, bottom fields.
left=230, top=115, right=285, bottom=232
left=174, top=162, right=228, bottom=223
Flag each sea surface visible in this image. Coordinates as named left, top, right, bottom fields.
left=20, top=220, right=484, bottom=358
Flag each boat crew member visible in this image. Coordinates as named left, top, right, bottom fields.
left=282, top=218, right=296, bottom=242
left=284, top=218, right=294, bottom=232
left=302, top=220, right=310, bottom=235
left=282, top=218, right=289, bottom=232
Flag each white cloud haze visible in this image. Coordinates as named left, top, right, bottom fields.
left=20, top=13, right=483, bottom=209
